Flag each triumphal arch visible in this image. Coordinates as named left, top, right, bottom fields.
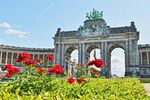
left=53, top=9, right=140, bottom=77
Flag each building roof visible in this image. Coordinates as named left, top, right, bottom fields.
left=54, top=19, right=137, bottom=37
left=138, top=44, right=150, bottom=49
left=0, top=44, right=54, bottom=52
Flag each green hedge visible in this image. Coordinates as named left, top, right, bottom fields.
left=139, top=78, right=150, bottom=83
left=0, top=78, right=149, bottom=100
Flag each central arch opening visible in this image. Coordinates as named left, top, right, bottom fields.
left=86, top=45, right=101, bottom=69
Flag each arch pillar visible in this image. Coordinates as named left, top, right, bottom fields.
left=61, top=43, right=65, bottom=66
left=125, top=40, right=140, bottom=77
left=125, top=41, right=130, bottom=76
left=81, top=43, right=86, bottom=65
left=78, top=44, right=82, bottom=64
left=101, top=42, right=110, bottom=77
left=0, top=51, right=2, bottom=64
left=5, top=52, right=8, bottom=64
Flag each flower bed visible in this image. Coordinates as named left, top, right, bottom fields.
left=0, top=78, right=149, bottom=99
left=0, top=52, right=149, bottom=99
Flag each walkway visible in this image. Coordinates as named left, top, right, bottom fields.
left=142, top=83, right=150, bottom=96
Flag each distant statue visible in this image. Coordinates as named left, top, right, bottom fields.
left=86, top=9, right=103, bottom=20
left=56, top=28, right=61, bottom=34
left=68, top=59, right=77, bottom=78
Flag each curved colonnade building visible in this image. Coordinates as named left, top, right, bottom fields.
left=0, top=44, right=54, bottom=67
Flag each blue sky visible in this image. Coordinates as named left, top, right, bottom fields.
left=0, top=0, right=150, bottom=48
left=0, top=0, right=150, bottom=76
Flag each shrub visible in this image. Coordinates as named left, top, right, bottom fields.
left=0, top=78, right=149, bottom=99
left=139, top=78, right=150, bottom=83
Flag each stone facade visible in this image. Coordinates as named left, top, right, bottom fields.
left=0, top=44, right=54, bottom=67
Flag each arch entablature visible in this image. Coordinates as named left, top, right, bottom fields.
left=65, top=45, right=78, bottom=55
left=85, top=44, right=101, bottom=54
left=108, top=42, right=125, bottom=53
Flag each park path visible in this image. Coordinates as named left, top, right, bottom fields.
left=142, top=83, right=150, bottom=96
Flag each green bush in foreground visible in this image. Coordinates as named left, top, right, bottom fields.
left=0, top=52, right=150, bottom=99
left=0, top=78, right=150, bottom=100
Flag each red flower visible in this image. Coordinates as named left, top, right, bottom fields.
left=37, top=68, right=45, bottom=73
left=36, top=58, right=43, bottom=63
left=47, top=64, right=63, bottom=75
left=5, top=73, right=12, bottom=77
left=77, top=77, right=85, bottom=83
left=7, top=67, right=20, bottom=74
left=47, top=54, right=54, bottom=60
left=4, top=64, right=20, bottom=77
left=47, top=67, right=55, bottom=74
left=25, top=59, right=35, bottom=66
left=87, top=59, right=104, bottom=68
left=4, top=64, right=13, bottom=70
left=16, top=52, right=31, bottom=62
left=53, top=64, right=63, bottom=74
left=94, top=59, right=104, bottom=68
left=67, top=77, right=75, bottom=84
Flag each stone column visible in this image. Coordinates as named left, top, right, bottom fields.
left=54, top=44, right=57, bottom=64
left=103, top=42, right=110, bottom=77
left=101, top=42, right=104, bottom=60
left=78, top=44, right=82, bottom=64
left=42, top=54, right=45, bottom=60
left=125, top=41, right=132, bottom=76
left=56, top=44, right=61, bottom=64
left=5, top=52, right=8, bottom=64
left=61, top=43, right=65, bottom=66
left=129, top=40, right=133, bottom=65
left=125, top=41, right=129, bottom=70
left=104, top=42, right=108, bottom=66
left=140, top=52, right=143, bottom=65
left=82, top=43, right=86, bottom=65
left=134, top=40, right=139, bottom=66
left=147, top=51, right=149, bottom=65
left=0, top=51, right=2, bottom=64
left=32, top=53, right=34, bottom=59
left=11, top=52, right=14, bottom=64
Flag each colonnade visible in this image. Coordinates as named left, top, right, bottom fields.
left=0, top=45, right=54, bottom=65
left=139, top=51, right=150, bottom=65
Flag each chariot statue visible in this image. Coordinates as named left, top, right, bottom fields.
left=86, top=9, right=103, bottom=20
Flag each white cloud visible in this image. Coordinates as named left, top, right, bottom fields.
left=0, top=22, right=12, bottom=29
left=0, top=22, right=27, bottom=38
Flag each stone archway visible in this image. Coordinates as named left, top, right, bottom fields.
left=53, top=10, right=140, bottom=77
